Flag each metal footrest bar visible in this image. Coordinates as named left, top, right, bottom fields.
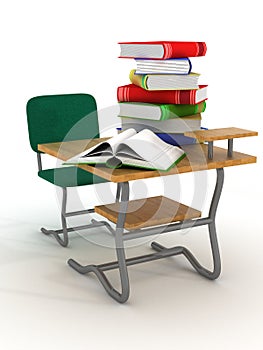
left=90, top=219, right=116, bottom=235
left=68, top=245, right=184, bottom=274
left=64, top=208, right=95, bottom=217
left=41, top=221, right=108, bottom=236
left=123, top=217, right=213, bottom=241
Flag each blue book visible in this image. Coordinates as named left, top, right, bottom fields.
left=156, top=133, right=197, bottom=147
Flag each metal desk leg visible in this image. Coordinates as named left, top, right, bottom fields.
left=68, top=182, right=130, bottom=303
left=228, top=138, right=233, bottom=157
left=208, top=141, right=214, bottom=159
left=115, top=182, right=121, bottom=202
left=152, top=168, right=224, bottom=280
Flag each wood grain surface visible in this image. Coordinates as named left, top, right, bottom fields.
left=184, top=127, right=258, bottom=141
left=94, top=196, right=202, bottom=229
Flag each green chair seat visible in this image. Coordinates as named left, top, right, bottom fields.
left=38, top=166, right=108, bottom=187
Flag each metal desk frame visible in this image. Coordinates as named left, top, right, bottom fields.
left=68, top=168, right=224, bottom=303
left=38, top=138, right=257, bottom=303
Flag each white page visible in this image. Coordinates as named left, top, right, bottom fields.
left=115, top=146, right=145, bottom=160
left=116, top=129, right=184, bottom=169
left=66, top=128, right=136, bottom=162
left=84, top=128, right=137, bottom=156
left=151, top=145, right=185, bottom=170
left=116, top=129, right=171, bottom=157
left=105, top=128, right=137, bottom=153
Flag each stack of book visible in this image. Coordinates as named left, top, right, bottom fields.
left=117, top=41, right=208, bottom=146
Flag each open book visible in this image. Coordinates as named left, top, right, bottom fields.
left=65, top=128, right=186, bottom=171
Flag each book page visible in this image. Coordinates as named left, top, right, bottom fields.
left=116, top=129, right=185, bottom=170
left=107, top=128, right=137, bottom=153
left=115, top=144, right=145, bottom=160
left=65, top=128, right=136, bottom=163
left=116, top=129, right=171, bottom=155
left=83, top=128, right=137, bottom=156
left=67, top=155, right=110, bottom=165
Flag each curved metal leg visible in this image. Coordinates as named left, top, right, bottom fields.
left=68, top=182, right=130, bottom=303
left=40, top=186, right=115, bottom=247
left=41, top=187, right=69, bottom=247
left=152, top=168, right=224, bottom=280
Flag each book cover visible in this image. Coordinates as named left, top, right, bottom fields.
left=119, top=41, right=207, bottom=59
left=117, top=84, right=208, bottom=104
left=129, top=69, right=200, bottom=90
left=118, top=101, right=206, bottom=120
left=156, top=133, right=197, bottom=146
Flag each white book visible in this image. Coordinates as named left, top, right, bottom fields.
left=120, top=115, right=202, bottom=133
left=129, top=69, right=200, bottom=90
left=135, top=58, right=192, bottom=75
left=145, top=73, right=199, bottom=90
left=65, top=128, right=186, bottom=171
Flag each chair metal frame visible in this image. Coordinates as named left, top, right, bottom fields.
left=37, top=153, right=115, bottom=247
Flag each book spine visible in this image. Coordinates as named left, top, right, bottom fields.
left=168, top=101, right=206, bottom=117
left=187, top=58, right=192, bottom=74
left=159, top=105, right=170, bottom=120
left=162, top=42, right=207, bottom=59
left=195, top=100, right=206, bottom=113
left=117, top=85, right=127, bottom=102
left=162, top=43, right=173, bottom=59
left=129, top=69, right=148, bottom=89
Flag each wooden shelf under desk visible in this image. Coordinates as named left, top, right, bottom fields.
left=94, top=196, right=201, bottom=230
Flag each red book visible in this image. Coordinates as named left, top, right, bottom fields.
left=119, top=41, right=207, bottom=59
left=117, top=84, right=208, bottom=105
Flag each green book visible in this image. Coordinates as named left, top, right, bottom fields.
left=118, top=101, right=206, bottom=121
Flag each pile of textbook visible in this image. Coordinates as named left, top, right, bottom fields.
left=117, top=41, right=208, bottom=146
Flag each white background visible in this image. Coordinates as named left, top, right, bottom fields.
left=0, top=1, right=262, bottom=349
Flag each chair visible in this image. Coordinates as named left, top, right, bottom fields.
left=26, top=93, right=108, bottom=247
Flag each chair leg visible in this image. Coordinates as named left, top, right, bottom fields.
left=41, top=187, right=69, bottom=247
left=40, top=185, right=116, bottom=247
left=53, top=187, right=69, bottom=247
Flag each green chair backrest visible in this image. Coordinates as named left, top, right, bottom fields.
left=26, top=93, right=100, bottom=152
